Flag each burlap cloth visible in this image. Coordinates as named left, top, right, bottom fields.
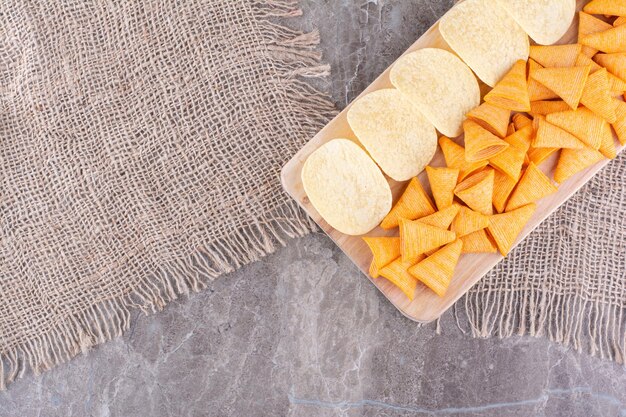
left=0, top=0, right=623, bottom=390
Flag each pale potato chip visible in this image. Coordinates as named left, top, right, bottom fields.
left=496, top=0, right=576, bottom=45
left=390, top=48, right=480, bottom=137
left=302, top=139, right=392, bottom=236
left=439, top=0, right=530, bottom=87
left=347, top=89, right=437, bottom=181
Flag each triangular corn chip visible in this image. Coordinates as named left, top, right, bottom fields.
left=439, top=136, right=489, bottom=182
left=379, top=257, right=421, bottom=300
left=381, top=178, right=435, bottom=230
left=512, top=113, right=533, bottom=130
left=528, top=59, right=560, bottom=101
left=484, top=60, right=531, bottom=112
left=599, top=122, right=617, bottom=159
left=594, top=53, right=626, bottom=82
left=529, top=44, right=581, bottom=68
left=369, top=259, right=380, bottom=278
left=532, top=116, right=586, bottom=149
left=584, top=0, right=626, bottom=17
left=418, top=204, right=461, bottom=230
left=399, top=219, right=456, bottom=263
left=608, top=71, right=626, bottom=93
left=467, top=102, right=511, bottom=138
left=506, top=163, right=558, bottom=211
left=461, top=229, right=498, bottom=254
left=451, top=206, right=490, bottom=237
left=454, top=168, right=495, bottom=215
left=575, top=52, right=604, bottom=73
left=531, top=66, right=591, bottom=110
left=488, top=203, right=536, bottom=256
left=463, top=120, right=510, bottom=162
left=507, top=123, right=516, bottom=136
left=408, top=240, right=463, bottom=297
left=615, top=16, right=626, bottom=27
left=546, top=108, right=606, bottom=149
left=489, top=140, right=525, bottom=180
left=580, top=68, right=618, bottom=122
left=527, top=147, right=559, bottom=166
left=579, top=12, right=614, bottom=57
left=529, top=100, right=571, bottom=117
left=363, top=237, right=401, bottom=275
left=426, top=166, right=460, bottom=210
left=492, top=170, right=519, bottom=214
left=612, top=99, right=626, bottom=144
left=581, top=25, right=626, bottom=54
left=554, top=147, right=605, bottom=184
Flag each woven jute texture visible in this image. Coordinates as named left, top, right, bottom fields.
left=0, top=0, right=335, bottom=388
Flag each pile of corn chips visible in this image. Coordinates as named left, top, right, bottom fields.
left=365, top=3, right=626, bottom=300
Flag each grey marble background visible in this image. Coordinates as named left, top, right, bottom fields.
left=1, top=1, right=625, bottom=416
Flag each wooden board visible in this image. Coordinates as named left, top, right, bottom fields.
left=281, top=0, right=624, bottom=323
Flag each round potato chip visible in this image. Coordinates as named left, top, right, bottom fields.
left=390, top=48, right=480, bottom=137
left=496, top=0, right=576, bottom=45
left=347, top=89, right=437, bottom=181
left=439, top=0, right=530, bottom=87
left=301, top=139, right=392, bottom=236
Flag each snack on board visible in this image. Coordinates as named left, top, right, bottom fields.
left=454, top=169, right=495, bottom=215
left=438, top=136, right=489, bottom=181
left=301, top=139, right=392, bottom=236
left=583, top=0, right=626, bottom=17
left=425, top=166, right=459, bottom=210
left=381, top=177, right=435, bottom=230
left=390, top=48, right=480, bottom=137
left=439, top=0, right=530, bottom=87
left=530, top=65, right=591, bottom=109
left=484, top=60, right=531, bottom=112
left=451, top=206, right=490, bottom=238
left=399, top=219, right=456, bottom=263
left=506, top=163, right=558, bottom=211
left=379, top=258, right=422, bottom=301
left=528, top=59, right=560, bottom=101
left=495, top=0, right=575, bottom=45
left=460, top=230, right=498, bottom=254
left=578, top=12, right=613, bottom=57
left=418, top=204, right=461, bottom=230
left=580, top=68, right=617, bottom=123
left=347, top=89, right=437, bottom=181
left=580, top=25, right=626, bottom=54
left=463, top=120, right=510, bottom=162
left=530, top=44, right=581, bottom=67
left=554, top=147, right=605, bottom=183
left=533, top=116, right=586, bottom=149
left=408, top=240, right=463, bottom=297
left=488, top=204, right=537, bottom=256
left=467, top=102, right=511, bottom=138
left=363, top=237, right=401, bottom=278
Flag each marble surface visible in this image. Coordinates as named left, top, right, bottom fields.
left=1, top=1, right=625, bottom=416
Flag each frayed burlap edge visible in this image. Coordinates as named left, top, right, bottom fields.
left=0, top=0, right=335, bottom=390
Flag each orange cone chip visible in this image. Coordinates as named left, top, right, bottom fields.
left=484, top=60, right=531, bottom=112
left=506, top=163, right=558, bottom=211
left=492, top=169, right=519, bottom=214
left=532, top=116, right=586, bottom=149
left=584, top=0, right=626, bottom=17
left=529, top=44, right=581, bottom=68
left=381, top=178, right=436, bottom=230
left=467, top=102, right=511, bottom=138
left=531, top=66, right=591, bottom=110
left=454, top=168, right=495, bottom=215
left=399, top=219, right=456, bottom=263
left=418, top=204, right=461, bottom=230
left=609, top=72, right=626, bottom=93
left=528, top=59, right=560, bottom=101
left=554, top=147, right=605, bottom=183
left=581, top=25, right=626, bottom=54
left=363, top=237, right=401, bottom=276
left=575, top=52, right=604, bottom=73
left=488, top=203, right=536, bottom=256
left=369, top=260, right=380, bottom=278
left=546, top=108, right=606, bottom=149
left=580, top=68, right=618, bottom=122
left=379, top=257, right=421, bottom=300
left=408, top=240, right=463, bottom=297
left=439, top=136, right=489, bottom=182
left=461, top=229, right=498, bottom=254
left=527, top=147, right=559, bottom=166
left=579, top=12, right=614, bottom=57
left=507, top=123, right=516, bottom=136
left=512, top=113, right=533, bottom=130
left=594, top=53, right=626, bottom=82
left=599, top=122, right=617, bottom=159
left=612, top=99, right=626, bottom=144
left=489, top=140, right=525, bottom=180
left=426, top=166, right=460, bottom=210
left=529, top=100, right=571, bottom=117
left=615, top=16, right=626, bottom=27
left=463, top=120, right=510, bottom=162
left=451, top=206, right=490, bottom=237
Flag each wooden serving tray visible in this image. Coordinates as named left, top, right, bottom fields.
left=281, top=0, right=624, bottom=323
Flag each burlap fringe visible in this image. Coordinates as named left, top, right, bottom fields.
left=463, top=288, right=626, bottom=365
left=0, top=0, right=335, bottom=390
